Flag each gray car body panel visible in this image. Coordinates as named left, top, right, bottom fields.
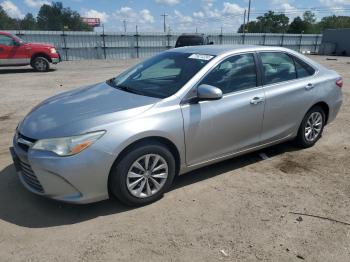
left=13, top=45, right=342, bottom=203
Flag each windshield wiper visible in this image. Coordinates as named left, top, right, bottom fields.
left=106, top=79, right=145, bottom=96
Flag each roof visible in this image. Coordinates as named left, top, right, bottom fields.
left=169, top=45, right=292, bottom=56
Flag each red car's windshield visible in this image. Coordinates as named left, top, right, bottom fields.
left=12, top=34, right=25, bottom=44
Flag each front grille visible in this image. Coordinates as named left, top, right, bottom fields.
left=18, top=159, right=44, bottom=193
left=17, top=133, right=37, bottom=152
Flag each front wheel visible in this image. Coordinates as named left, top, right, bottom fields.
left=109, top=142, right=176, bottom=206
left=295, top=106, right=325, bottom=148
left=31, top=57, right=50, bottom=72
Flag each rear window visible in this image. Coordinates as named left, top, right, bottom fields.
left=175, top=36, right=204, bottom=47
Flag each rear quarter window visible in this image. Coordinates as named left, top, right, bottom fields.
left=260, top=52, right=297, bottom=85
left=293, top=57, right=316, bottom=78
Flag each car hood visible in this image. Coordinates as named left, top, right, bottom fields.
left=24, top=42, right=54, bottom=49
left=18, top=82, right=160, bottom=139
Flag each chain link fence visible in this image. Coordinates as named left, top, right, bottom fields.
left=6, top=30, right=322, bottom=61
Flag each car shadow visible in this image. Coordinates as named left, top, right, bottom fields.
left=0, top=68, right=57, bottom=74
left=0, top=142, right=299, bottom=228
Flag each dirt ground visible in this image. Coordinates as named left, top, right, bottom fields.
left=0, top=56, right=349, bottom=262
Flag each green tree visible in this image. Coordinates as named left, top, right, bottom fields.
left=288, top=16, right=308, bottom=33
left=238, top=11, right=289, bottom=33
left=37, top=2, right=92, bottom=31
left=288, top=12, right=317, bottom=34
left=303, top=11, right=316, bottom=24
left=20, top=13, right=37, bottom=30
left=319, top=15, right=350, bottom=31
left=0, top=6, right=17, bottom=29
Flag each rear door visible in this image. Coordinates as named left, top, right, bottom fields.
left=181, top=53, right=265, bottom=166
left=258, top=51, right=317, bottom=144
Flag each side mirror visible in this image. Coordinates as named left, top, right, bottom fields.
left=197, top=84, right=223, bottom=101
left=13, top=40, right=21, bottom=46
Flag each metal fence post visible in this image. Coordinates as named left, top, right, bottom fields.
left=280, top=33, right=284, bottom=47
left=314, top=35, right=319, bottom=54
left=263, top=33, right=266, bottom=45
left=166, top=33, right=171, bottom=49
left=62, top=30, right=68, bottom=61
left=135, top=26, right=139, bottom=58
left=101, top=26, right=106, bottom=59
left=299, top=34, right=303, bottom=52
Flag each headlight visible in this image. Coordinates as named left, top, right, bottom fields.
left=32, top=131, right=105, bottom=156
left=50, top=48, right=57, bottom=54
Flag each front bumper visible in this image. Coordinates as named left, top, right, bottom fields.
left=51, top=52, right=61, bottom=64
left=10, top=134, right=115, bottom=204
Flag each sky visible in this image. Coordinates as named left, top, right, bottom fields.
left=1, top=0, right=350, bottom=32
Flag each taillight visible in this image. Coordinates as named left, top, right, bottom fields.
left=336, top=77, right=343, bottom=88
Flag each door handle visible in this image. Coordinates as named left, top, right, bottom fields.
left=250, top=97, right=264, bottom=105
left=305, top=83, right=314, bottom=90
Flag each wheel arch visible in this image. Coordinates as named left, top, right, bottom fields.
left=309, top=101, right=330, bottom=125
left=31, top=52, right=52, bottom=63
left=107, top=136, right=181, bottom=195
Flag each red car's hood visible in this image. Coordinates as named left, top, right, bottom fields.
left=24, top=42, right=54, bottom=48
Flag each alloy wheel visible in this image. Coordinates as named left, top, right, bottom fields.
left=126, top=154, right=168, bottom=198
left=304, top=112, right=323, bottom=142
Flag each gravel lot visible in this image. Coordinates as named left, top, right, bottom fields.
left=0, top=56, right=349, bottom=262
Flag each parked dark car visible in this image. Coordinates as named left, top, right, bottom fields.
left=175, top=34, right=213, bottom=48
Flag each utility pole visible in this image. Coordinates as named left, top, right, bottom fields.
left=243, top=9, right=246, bottom=33
left=161, top=13, right=168, bottom=33
left=247, top=0, right=251, bottom=33
left=102, top=23, right=106, bottom=59
left=123, top=20, right=127, bottom=33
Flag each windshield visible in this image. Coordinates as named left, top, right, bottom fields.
left=107, top=52, right=214, bottom=98
left=12, top=35, right=25, bottom=44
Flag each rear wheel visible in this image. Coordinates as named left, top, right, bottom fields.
left=31, top=56, right=50, bottom=72
left=296, top=106, right=325, bottom=148
left=109, top=142, right=176, bottom=206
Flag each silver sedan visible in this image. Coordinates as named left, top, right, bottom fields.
left=11, top=45, right=343, bottom=206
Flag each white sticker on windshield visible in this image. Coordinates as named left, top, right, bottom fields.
left=188, top=54, right=214, bottom=61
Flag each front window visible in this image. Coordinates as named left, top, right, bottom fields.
left=108, top=52, right=214, bottom=98
left=12, top=35, right=25, bottom=44
left=199, top=53, right=257, bottom=94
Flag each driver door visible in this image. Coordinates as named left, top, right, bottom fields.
left=181, top=53, right=265, bottom=166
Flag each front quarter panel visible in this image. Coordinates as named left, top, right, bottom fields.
left=100, top=100, right=186, bottom=172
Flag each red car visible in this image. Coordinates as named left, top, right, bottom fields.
left=0, top=31, right=61, bottom=72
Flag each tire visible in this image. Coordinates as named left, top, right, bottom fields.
left=109, top=142, right=176, bottom=206
left=31, top=56, right=50, bottom=72
left=295, top=106, right=325, bottom=148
